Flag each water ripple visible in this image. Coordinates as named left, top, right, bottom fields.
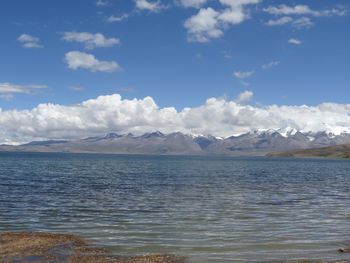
left=1, top=153, right=350, bottom=262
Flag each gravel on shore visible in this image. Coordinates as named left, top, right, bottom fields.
left=0, top=232, right=185, bottom=263
left=1, top=232, right=349, bottom=263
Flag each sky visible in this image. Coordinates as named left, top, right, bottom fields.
left=0, top=0, right=349, bottom=143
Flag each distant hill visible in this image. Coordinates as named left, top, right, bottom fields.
left=2, top=129, right=350, bottom=156
left=268, top=144, right=350, bottom=159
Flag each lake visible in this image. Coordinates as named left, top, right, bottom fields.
left=0, top=152, right=350, bottom=262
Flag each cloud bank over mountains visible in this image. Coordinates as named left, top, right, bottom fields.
left=1, top=92, right=350, bottom=144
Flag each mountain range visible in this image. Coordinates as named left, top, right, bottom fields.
left=268, top=144, right=350, bottom=159
left=1, top=129, right=350, bottom=156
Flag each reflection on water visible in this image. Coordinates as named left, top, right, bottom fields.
left=1, top=152, right=350, bottom=262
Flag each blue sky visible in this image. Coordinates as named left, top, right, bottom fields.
left=1, top=0, right=350, bottom=143
left=0, top=0, right=349, bottom=111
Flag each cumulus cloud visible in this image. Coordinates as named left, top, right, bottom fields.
left=62, top=32, right=120, bottom=50
left=184, top=0, right=260, bottom=42
left=135, top=0, right=165, bottom=12
left=233, top=70, right=254, bottom=79
left=17, top=34, right=43, bottom=48
left=184, top=7, right=223, bottom=42
left=177, top=0, right=209, bottom=8
left=236, top=90, right=253, bottom=104
left=288, top=38, right=302, bottom=45
left=1, top=93, right=350, bottom=144
left=261, top=60, right=280, bottom=69
left=217, top=5, right=247, bottom=24
left=65, top=51, right=122, bottom=73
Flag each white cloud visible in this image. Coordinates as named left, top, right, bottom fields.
left=236, top=90, right=253, bottom=104
left=264, top=4, right=347, bottom=17
left=184, top=7, right=223, bottom=42
left=62, top=32, right=120, bottom=50
left=67, top=86, right=84, bottom=92
left=266, top=16, right=313, bottom=29
left=292, top=17, right=313, bottom=29
left=106, top=14, right=129, bottom=23
left=184, top=0, right=260, bottom=42
left=96, top=0, right=109, bottom=6
left=0, top=82, right=47, bottom=101
left=261, top=60, right=280, bottom=69
left=2, top=93, right=350, bottom=144
left=264, top=5, right=315, bottom=16
left=288, top=38, right=302, bottom=45
left=17, top=34, right=43, bottom=48
left=217, top=6, right=247, bottom=24
left=177, top=0, right=209, bottom=8
left=219, top=0, right=260, bottom=7
left=233, top=70, right=254, bottom=79
left=265, top=16, right=293, bottom=26
left=65, top=51, right=122, bottom=72
left=264, top=5, right=346, bottom=29
left=135, top=0, right=165, bottom=12
left=0, top=83, right=47, bottom=95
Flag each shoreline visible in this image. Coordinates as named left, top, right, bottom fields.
left=0, top=232, right=185, bottom=263
left=1, top=232, right=349, bottom=263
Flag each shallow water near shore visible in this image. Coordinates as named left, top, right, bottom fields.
left=1, top=152, right=350, bottom=262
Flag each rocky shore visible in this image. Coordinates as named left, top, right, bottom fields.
left=0, top=232, right=349, bottom=263
left=0, top=232, right=185, bottom=263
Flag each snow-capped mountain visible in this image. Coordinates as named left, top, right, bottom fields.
left=1, top=129, right=350, bottom=156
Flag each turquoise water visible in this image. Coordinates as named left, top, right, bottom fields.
left=1, top=152, right=350, bottom=262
